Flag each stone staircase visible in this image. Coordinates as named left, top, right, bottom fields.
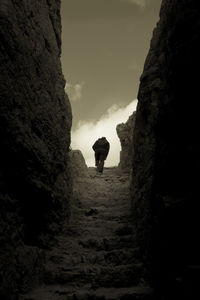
left=20, top=168, right=153, bottom=300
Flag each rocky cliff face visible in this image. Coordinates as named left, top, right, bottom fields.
left=131, top=0, right=200, bottom=298
left=116, top=112, right=136, bottom=173
left=0, top=1, right=72, bottom=298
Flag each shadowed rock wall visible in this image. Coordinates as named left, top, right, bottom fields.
left=131, top=0, right=200, bottom=298
left=0, top=0, right=72, bottom=298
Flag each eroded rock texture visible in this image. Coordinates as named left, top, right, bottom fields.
left=116, top=112, right=136, bottom=173
left=20, top=168, right=152, bottom=300
left=0, top=0, right=72, bottom=298
left=69, top=149, right=88, bottom=179
left=131, top=0, right=200, bottom=298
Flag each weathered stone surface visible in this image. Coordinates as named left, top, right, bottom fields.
left=116, top=112, right=136, bottom=173
left=19, top=168, right=153, bottom=300
left=0, top=0, right=72, bottom=299
left=131, top=0, right=200, bottom=298
left=69, top=150, right=88, bottom=179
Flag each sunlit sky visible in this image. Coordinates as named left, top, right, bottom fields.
left=61, top=0, right=162, bottom=166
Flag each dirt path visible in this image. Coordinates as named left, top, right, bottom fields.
left=21, top=168, right=152, bottom=300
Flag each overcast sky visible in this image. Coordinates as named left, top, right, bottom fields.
left=61, top=0, right=162, bottom=166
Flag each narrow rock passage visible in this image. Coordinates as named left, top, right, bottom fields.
left=21, top=168, right=152, bottom=300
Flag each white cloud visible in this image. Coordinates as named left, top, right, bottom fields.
left=71, top=99, right=138, bottom=167
left=65, top=82, right=84, bottom=102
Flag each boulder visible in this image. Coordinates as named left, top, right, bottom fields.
left=69, top=150, right=88, bottom=179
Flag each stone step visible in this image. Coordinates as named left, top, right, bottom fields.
left=20, top=285, right=153, bottom=300
left=52, top=235, right=136, bottom=253
left=44, top=262, right=144, bottom=287
left=67, top=286, right=154, bottom=300
left=46, top=247, right=140, bottom=268
left=78, top=235, right=136, bottom=250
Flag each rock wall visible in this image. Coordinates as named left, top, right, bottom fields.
left=116, top=112, right=136, bottom=173
left=131, top=0, right=200, bottom=298
left=0, top=1, right=72, bottom=299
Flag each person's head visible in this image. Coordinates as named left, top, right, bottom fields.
left=101, top=137, right=106, bottom=140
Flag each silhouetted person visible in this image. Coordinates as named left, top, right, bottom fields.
left=92, top=137, right=110, bottom=174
